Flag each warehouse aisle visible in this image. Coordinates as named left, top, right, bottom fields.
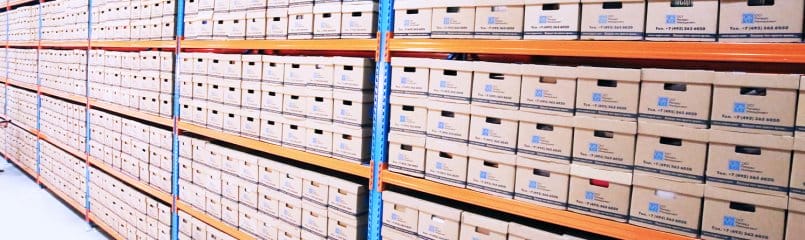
left=0, top=163, right=108, bottom=240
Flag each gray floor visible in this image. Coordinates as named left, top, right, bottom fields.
left=0, top=162, right=108, bottom=240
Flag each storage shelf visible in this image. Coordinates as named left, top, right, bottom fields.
left=381, top=170, right=695, bottom=240
left=39, top=178, right=86, bottom=220
left=182, top=39, right=377, bottom=51
left=40, top=86, right=87, bottom=104
left=93, top=40, right=176, bottom=49
left=388, top=39, right=805, bottom=63
left=89, top=100, right=174, bottom=127
left=88, top=213, right=125, bottom=240
left=88, top=155, right=174, bottom=204
left=6, top=41, right=37, bottom=47
left=7, top=0, right=36, bottom=8
left=4, top=79, right=38, bottom=92
left=178, top=121, right=372, bottom=178
left=176, top=200, right=256, bottom=240
left=2, top=151, right=37, bottom=181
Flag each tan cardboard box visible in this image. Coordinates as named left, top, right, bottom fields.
left=305, top=125, right=334, bottom=157
left=239, top=204, right=259, bottom=235
left=520, top=64, right=578, bottom=116
left=328, top=209, right=368, bottom=240
left=431, top=1, right=475, bottom=38
left=241, top=81, right=262, bottom=109
left=307, top=56, right=335, bottom=90
left=333, top=90, right=373, bottom=128
left=261, top=86, right=284, bottom=113
left=241, top=108, right=262, bottom=138
left=459, top=212, right=508, bottom=240
left=639, top=68, right=714, bottom=128
left=301, top=170, right=330, bottom=207
left=178, top=211, right=193, bottom=235
left=579, top=0, right=645, bottom=40
left=417, top=199, right=462, bottom=240
left=221, top=197, right=240, bottom=226
left=240, top=179, right=259, bottom=209
left=718, top=0, right=804, bottom=42
left=260, top=111, right=284, bottom=145
left=707, top=129, right=793, bottom=196
left=283, top=87, right=308, bottom=118
left=332, top=126, right=372, bottom=163
left=508, top=222, right=564, bottom=239
left=267, top=8, right=290, bottom=39
left=517, top=112, right=574, bottom=164
left=568, top=164, right=633, bottom=222
left=523, top=0, right=580, bottom=40
left=428, top=60, right=475, bottom=104
left=282, top=121, right=308, bottom=151
left=222, top=173, right=241, bottom=201
left=278, top=193, right=303, bottom=226
left=258, top=185, right=281, bottom=218
left=474, top=0, right=525, bottom=39
left=205, top=191, right=223, bottom=219
left=191, top=99, right=208, bottom=125
left=572, top=116, right=637, bottom=172
left=514, top=156, right=570, bottom=210
left=391, top=57, right=431, bottom=99
left=278, top=163, right=304, bottom=198
left=469, top=106, right=519, bottom=154
left=333, top=57, right=374, bottom=92
left=246, top=10, right=268, bottom=39
left=341, top=2, right=379, bottom=39
left=257, top=211, right=279, bottom=239
left=313, top=3, right=342, bottom=39
left=576, top=66, right=641, bottom=121
left=787, top=197, right=805, bottom=240
left=643, top=2, right=716, bottom=41
left=262, top=55, right=286, bottom=86
left=701, top=186, right=787, bottom=240
left=258, top=157, right=281, bottom=190
left=222, top=150, right=240, bottom=174
left=792, top=139, right=805, bottom=199
left=467, top=148, right=516, bottom=198
left=328, top=177, right=368, bottom=215
left=471, top=62, right=522, bottom=110
left=203, top=144, right=224, bottom=169
left=394, top=0, right=433, bottom=38
left=426, top=148, right=470, bottom=188
left=288, top=5, right=314, bottom=39
left=206, top=102, right=225, bottom=130
left=629, top=173, right=704, bottom=237
left=426, top=101, right=471, bottom=154
left=634, top=122, right=708, bottom=183
left=711, top=72, right=799, bottom=136
left=204, top=167, right=223, bottom=195
left=390, top=96, right=428, bottom=136
left=797, top=76, right=805, bottom=138
left=301, top=202, right=329, bottom=237
left=382, top=191, right=420, bottom=236
left=388, top=131, right=427, bottom=178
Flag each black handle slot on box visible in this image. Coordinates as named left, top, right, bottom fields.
left=659, top=137, right=682, bottom=146
left=735, top=146, right=761, bottom=155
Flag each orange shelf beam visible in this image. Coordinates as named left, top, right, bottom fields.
left=6, top=79, right=37, bottom=92
left=92, top=40, right=177, bottom=49
left=176, top=200, right=256, bottom=240
left=88, top=156, right=173, bottom=204
left=381, top=170, right=695, bottom=240
left=89, top=213, right=125, bottom=240
left=7, top=0, right=36, bottom=8
left=39, top=86, right=87, bottom=103
left=2, top=151, right=36, bottom=179
left=6, top=41, right=37, bottom=47
left=389, top=39, right=805, bottom=63
left=89, top=100, right=174, bottom=127
left=179, top=121, right=372, bottom=178
left=182, top=39, right=377, bottom=51
left=39, top=178, right=86, bottom=218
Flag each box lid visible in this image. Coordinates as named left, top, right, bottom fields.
left=577, top=66, right=641, bottom=82
left=263, top=55, right=289, bottom=63
left=525, top=0, right=580, bottom=4
left=240, top=108, right=261, bottom=116
left=333, top=89, right=373, bottom=102
left=313, top=2, right=342, bottom=13
left=632, top=173, right=704, bottom=197
left=247, top=9, right=267, bottom=18
left=390, top=95, right=428, bottom=107
left=573, top=116, right=637, bottom=134
left=300, top=169, right=331, bottom=184
left=642, top=68, right=715, bottom=84
left=581, top=0, right=642, bottom=2
left=470, top=105, right=518, bottom=119
left=333, top=57, right=373, bottom=67
left=714, top=72, right=800, bottom=89
left=394, top=0, right=432, bottom=9
left=468, top=146, right=517, bottom=166
left=342, top=1, right=378, bottom=12
left=428, top=100, right=471, bottom=114
left=328, top=208, right=368, bottom=227
left=522, top=64, right=577, bottom=79
left=705, top=185, right=788, bottom=210
left=268, top=8, right=289, bottom=16
left=474, top=61, right=522, bottom=75
left=242, top=54, right=262, bottom=62
left=517, top=111, right=574, bottom=128
left=389, top=131, right=426, bottom=146
left=328, top=177, right=366, bottom=194
left=381, top=191, right=421, bottom=208
left=461, top=212, right=508, bottom=234
left=430, top=59, right=475, bottom=71
left=508, top=222, right=563, bottom=239
left=790, top=197, right=805, bottom=213
left=709, top=129, right=793, bottom=151
left=638, top=122, right=708, bottom=142
left=419, top=199, right=462, bottom=222
left=516, top=156, right=571, bottom=174
left=430, top=1, right=476, bottom=7
left=570, top=164, right=633, bottom=185
left=391, top=57, right=433, bottom=68
left=475, top=0, right=525, bottom=6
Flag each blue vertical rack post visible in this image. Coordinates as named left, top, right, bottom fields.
left=368, top=0, right=394, bottom=239
left=84, top=0, right=93, bottom=224
left=34, top=0, right=42, bottom=184
left=170, top=0, right=186, bottom=239
left=4, top=1, right=9, bottom=118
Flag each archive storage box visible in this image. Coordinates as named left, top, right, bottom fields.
left=469, top=106, right=519, bottom=154
left=572, top=116, right=637, bottom=172
left=388, top=131, right=426, bottom=177
left=391, top=57, right=431, bottom=99
left=340, top=2, right=378, bottom=39
left=471, top=62, right=522, bottom=110
left=710, top=72, right=799, bottom=136
left=474, top=0, right=525, bottom=39
left=639, top=68, right=714, bottom=128
left=701, top=186, right=788, bottom=240
left=629, top=173, right=704, bottom=237
left=788, top=197, right=805, bottom=240
left=519, top=64, right=577, bottom=116
left=707, top=129, right=793, bottom=196
left=645, top=0, right=718, bottom=41
left=634, top=122, right=708, bottom=183
left=267, top=8, right=290, bottom=39
left=394, top=0, right=432, bottom=38
left=718, top=0, right=804, bottom=42
left=467, top=147, right=516, bottom=198
left=514, top=156, right=570, bottom=210
left=508, top=222, right=564, bottom=239
left=798, top=76, right=805, bottom=138
left=313, top=2, right=342, bottom=39
left=568, top=164, right=633, bottom=222
left=428, top=59, right=474, bottom=104
left=579, top=0, right=646, bottom=40
left=523, top=0, right=581, bottom=40
left=430, top=1, right=475, bottom=38
left=793, top=138, right=805, bottom=199
left=575, top=66, right=641, bottom=122
left=459, top=212, right=509, bottom=240
left=382, top=191, right=420, bottom=236
left=516, top=112, right=574, bottom=164
left=417, top=200, right=462, bottom=240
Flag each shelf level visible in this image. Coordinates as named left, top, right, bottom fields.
left=89, top=100, right=174, bottom=127
left=389, top=39, right=805, bottom=63
left=38, top=178, right=86, bottom=219
left=381, top=170, right=695, bottom=240
left=88, top=156, right=174, bottom=204
left=88, top=213, right=125, bottom=240
left=176, top=200, right=256, bottom=240
left=181, top=39, right=377, bottom=51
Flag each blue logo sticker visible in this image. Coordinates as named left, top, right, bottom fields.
left=401, top=77, right=409, bottom=84
left=653, top=151, right=665, bottom=161
left=723, top=216, right=736, bottom=227
left=482, top=128, right=490, bottom=136
left=336, top=195, right=343, bottom=203
left=340, top=109, right=348, bottom=116
left=341, top=75, right=347, bottom=81
left=335, top=228, right=343, bottom=235
left=484, top=84, right=493, bottom=93
left=658, top=97, right=669, bottom=107
left=592, top=93, right=602, bottom=102
left=480, top=171, right=488, bottom=179
left=589, top=143, right=599, bottom=152
left=742, top=14, right=754, bottom=24
left=488, top=17, right=496, bottom=24
left=539, top=16, right=548, bottom=24
left=340, top=143, right=347, bottom=150
left=585, top=191, right=595, bottom=200
left=729, top=160, right=741, bottom=171
left=598, top=15, right=608, bottom=24
left=397, top=154, right=404, bottom=161
left=399, top=115, right=407, bottom=123
left=531, top=135, right=541, bottom=144
left=391, top=213, right=399, bottom=221
left=734, top=102, right=746, bottom=113
left=436, top=162, right=444, bottom=170
left=534, top=89, right=544, bottom=97
left=528, top=180, right=538, bottom=189
left=438, top=122, right=445, bottom=129
left=429, top=225, right=437, bottom=232
left=404, top=20, right=412, bottom=27
left=666, top=15, right=677, bottom=24
left=649, top=202, right=660, bottom=213
left=443, top=17, right=450, bottom=25
left=439, top=80, right=447, bottom=88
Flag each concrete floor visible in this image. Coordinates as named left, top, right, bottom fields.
left=0, top=162, right=108, bottom=240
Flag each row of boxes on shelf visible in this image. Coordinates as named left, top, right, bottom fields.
left=176, top=134, right=370, bottom=240
left=88, top=109, right=175, bottom=194
left=39, top=141, right=88, bottom=212
left=7, top=87, right=37, bottom=131
left=40, top=95, right=87, bottom=154
left=184, top=0, right=378, bottom=40
left=92, top=0, right=178, bottom=41
left=2, top=4, right=38, bottom=41
left=382, top=191, right=588, bottom=240
left=394, top=0, right=804, bottom=42
left=6, top=49, right=38, bottom=86
left=90, top=166, right=173, bottom=240
left=3, top=124, right=37, bottom=171
left=40, top=49, right=88, bottom=96
left=41, top=0, right=89, bottom=40
left=89, top=49, right=176, bottom=117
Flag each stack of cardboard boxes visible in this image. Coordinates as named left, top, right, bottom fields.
left=7, top=49, right=38, bottom=86
left=88, top=50, right=175, bottom=118
left=183, top=0, right=378, bottom=40
left=39, top=49, right=88, bottom=97
left=39, top=142, right=88, bottom=218
left=91, top=0, right=177, bottom=41
left=5, top=4, right=38, bottom=41
left=3, top=120, right=38, bottom=171
left=40, top=95, right=87, bottom=156
left=41, top=0, right=88, bottom=41
left=7, top=87, right=38, bottom=131
left=393, top=0, right=804, bottom=42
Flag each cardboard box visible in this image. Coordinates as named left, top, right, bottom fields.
left=328, top=209, right=368, bottom=240
left=459, top=212, right=508, bottom=240
left=333, top=57, right=374, bottom=92
left=718, top=0, right=804, bottom=42
left=205, top=192, right=223, bottom=219
left=701, top=186, right=787, bottom=240
left=381, top=226, right=418, bottom=240
left=340, top=2, right=378, bottom=39
left=328, top=177, right=368, bottom=215
left=394, top=1, right=433, bottom=38
left=428, top=59, right=474, bottom=104
left=268, top=8, right=290, bottom=39
left=471, top=62, right=522, bottom=110
left=390, top=96, right=428, bottom=137
left=262, top=87, right=285, bottom=114
left=634, top=122, right=708, bottom=183
left=257, top=211, right=279, bottom=239
left=333, top=91, right=372, bottom=129
left=301, top=170, right=330, bottom=207
left=242, top=108, right=262, bottom=138
left=258, top=157, right=281, bottom=190
left=787, top=197, right=805, bottom=240
left=222, top=173, right=241, bottom=201
left=572, top=116, right=637, bottom=172
left=467, top=149, right=516, bottom=197
left=278, top=222, right=301, bottom=240
left=579, top=0, right=646, bottom=40
left=797, top=76, right=805, bottom=138
left=246, top=10, right=268, bottom=39
left=307, top=56, right=335, bottom=90
left=517, top=112, right=573, bottom=164
left=288, top=5, right=314, bottom=39
left=278, top=193, right=303, bottom=226
left=283, top=122, right=308, bottom=151
left=332, top=127, right=372, bottom=163
left=645, top=0, right=718, bottom=41
left=430, top=1, right=475, bottom=38
left=576, top=66, right=642, bottom=121
left=240, top=180, right=260, bottom=209
left=639, top=69, right=714, bottom=128
left=313, top=3, right=342, bottom=39
left=629, top=173, right=704, bottom=237
left=260, top=111, right=284, bottom=145
left=426, top=101, right=471, bottom=154
left=425, top=148, right=469, bottom=188
left=306, top=89, right=334, bottom=125
left=382, top=191, right=420, bottom=236
left=388, top=131, right=427, bottom=177
left=711, top=72, right=799, bottom=136
left=258, top=186, right=281, bottom=217
left=707, top=129, right=793, bottom=196
left=191, top=99, right=208, bottom=125
left=278, top=163, right=304, bottom=197
left=469, top=106, right=518, bottom=155
left=508, top=222, right=563, bottom=240
left=301, top=202, right=329, bottom=237
left=474, top=0, right=525, bottom=39
left=221, top=197, right=240, bottom=226
left=793, top=139, right=805, bottom=199
left=514, top=156, right=570, bottom=210
left=239, top=205, right=259, bottom=235
left=391, top=57, right=431, bottom=99
left=523, top=0, right=580, bottom=40
left=283, top=88, right=308, bottom=119
left=417, top=200, right=462, bottom=240
left=568, top=164, right=633, bottom=222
